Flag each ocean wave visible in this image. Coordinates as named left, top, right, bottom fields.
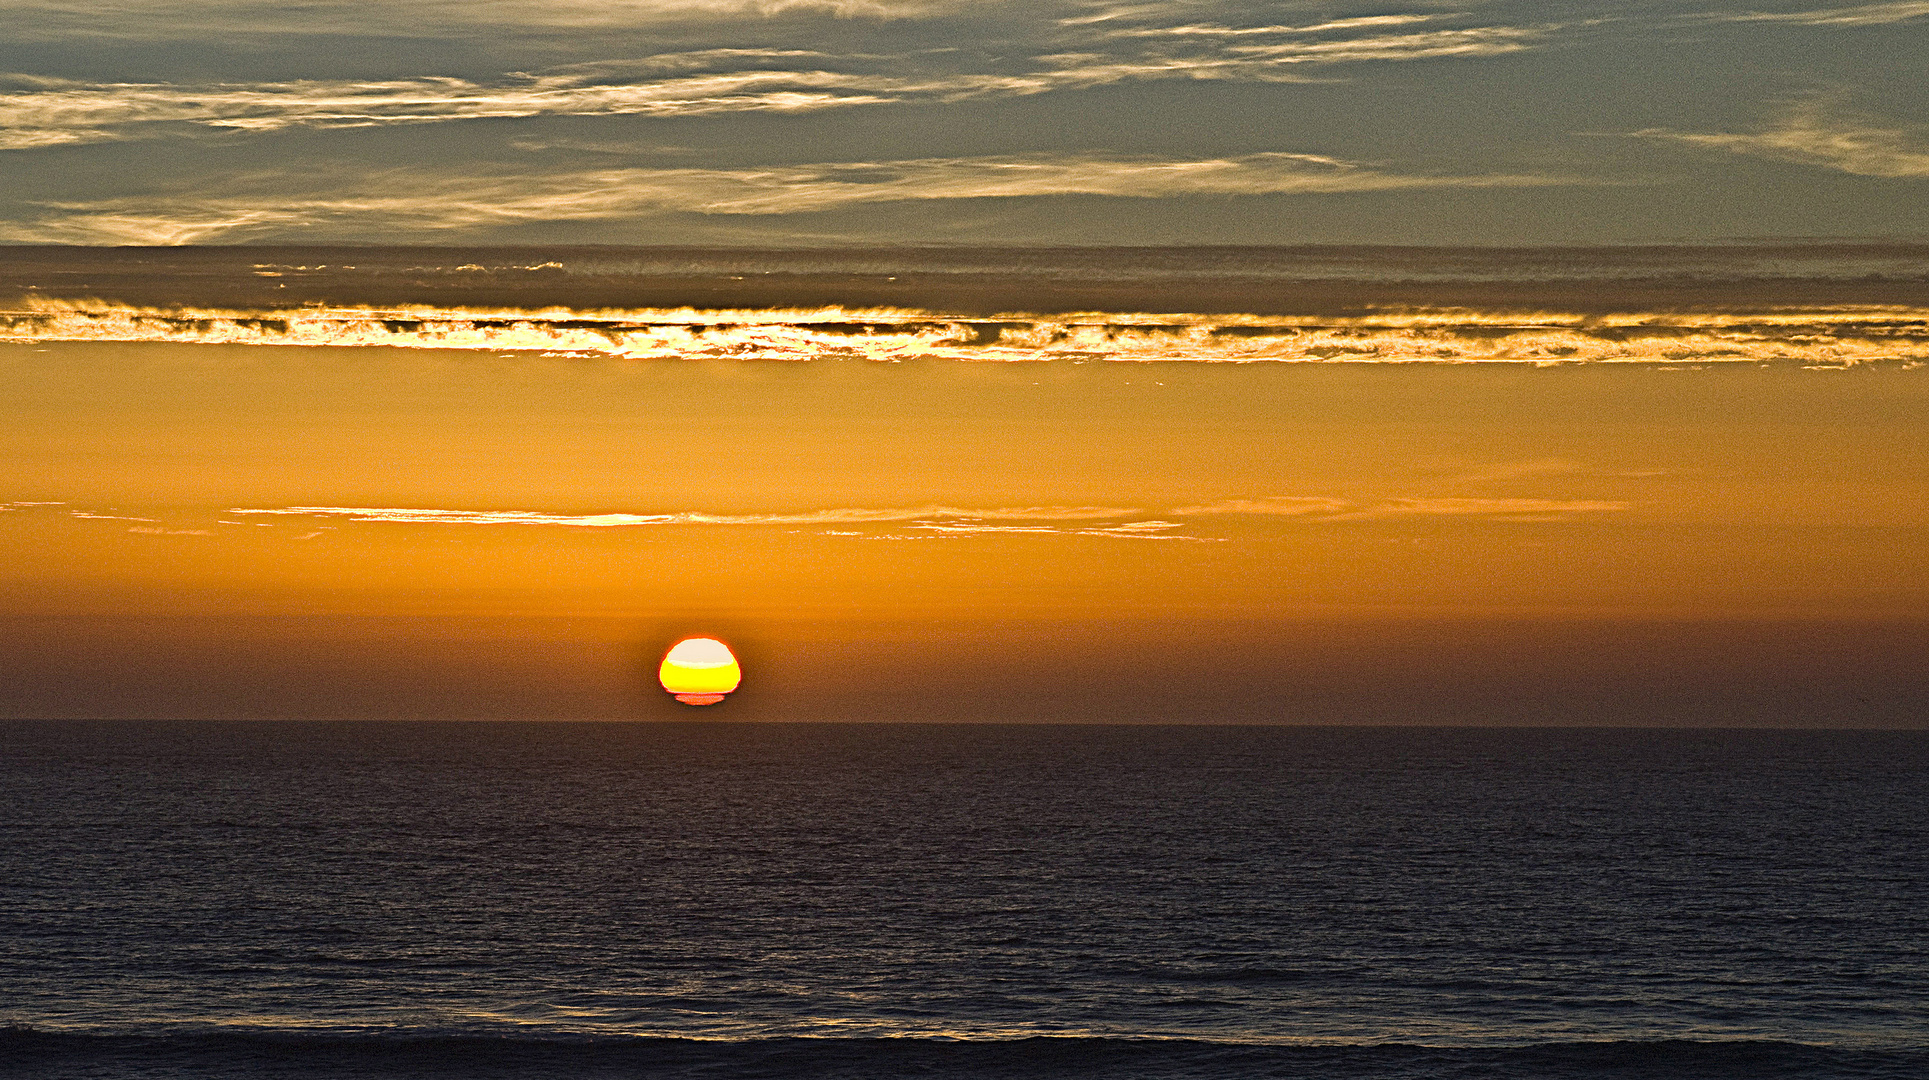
left=3, top=1029, right=1922, bottom=1080
left=3, top=301, right=1927, bottom=364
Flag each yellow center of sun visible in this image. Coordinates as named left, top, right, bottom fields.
left=659, top=637, right=741, bottom=703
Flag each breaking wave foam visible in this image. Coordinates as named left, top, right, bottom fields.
left=4, top=301, right=1928, bottom=364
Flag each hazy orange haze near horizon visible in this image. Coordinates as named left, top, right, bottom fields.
left=3, top=339, right=1926, bottom=723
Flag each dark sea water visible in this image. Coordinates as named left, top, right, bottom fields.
left=2, top=722, right=1925, bottom=1078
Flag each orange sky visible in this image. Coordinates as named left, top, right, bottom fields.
left=3, top=339, right=1925, bottom=723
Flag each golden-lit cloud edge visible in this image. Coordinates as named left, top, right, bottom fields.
left=13, top=0, right=1924, bottom=39
left=5, top=300, right=1924, bottom=366
left=202, top=499, right=1633, bottom=535
left=226, top=505, right=1141, bottom=526
left=0, top=0, right=970, bottom=38
left=0, top=498, right=1639, bottom=550
left=1699, top=1, right=1929, bottom=27
left=907, top=519, right=1214, bottom=540
left=1634, top=98, right=1929, bottom=179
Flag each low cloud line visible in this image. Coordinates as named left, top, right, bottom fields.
left=8, top=300, right=1920, bottom=365
left=11, top=495, right=1638, bottom=543
left=221, top=498, right=1631, bottom=532
left=227, top=505, right=1139, bottom=526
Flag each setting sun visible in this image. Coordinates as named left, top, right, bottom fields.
left=659, top=637, right=742, bottom=706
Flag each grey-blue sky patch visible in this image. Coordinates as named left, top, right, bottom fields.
left=1, top=0, right=1924, bottom=243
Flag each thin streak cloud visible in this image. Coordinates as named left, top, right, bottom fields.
left=1704, top=1, right=1929, bottom=25
left=1172, top=496, right=1629, bottom=520
left=1637, top=100, right=1929, bottom=178
left=908, top=519, right=1210, bottom=539
left=0, top=12, right=1560, bottom=150
left=0, top=0, right=969, bottom=37
left=0, top=68, right=937, bottom=149
left=1323, top=498, right=1631, bottom=521
left=2, top=155, right=1571, bottom=244
left=47, top=496, right=1637, bottom=548
left=227, top=505, right=1140, bottom=526
left=220, top=498, right=1631, bottom=532
left=1105, top=15, right=1445, bottom=38
left=1219, top=26, right=1548, bottom=63
left=1170, top=497, right=1352, bottom=515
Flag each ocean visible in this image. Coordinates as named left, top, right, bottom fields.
left=3, top=721, right=1926, bottom=1079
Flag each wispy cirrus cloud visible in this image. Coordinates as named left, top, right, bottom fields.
left=1635, top=99, right=1929, bottom=178
left=0, top=7, right=1562, bottom=150
left=1101, top=14, right=1443, bottom=37
left=1215, top=25, right=1548, bottom=63
left=0, top=153, right=1573, bottom=244
left=0, top=59, right=1296, bottom=150
left=0, top=63, right=940, bottom=150
left=1700, top=1, right=1929, bottom=26
left=0, top=0, right=967, bottom=38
